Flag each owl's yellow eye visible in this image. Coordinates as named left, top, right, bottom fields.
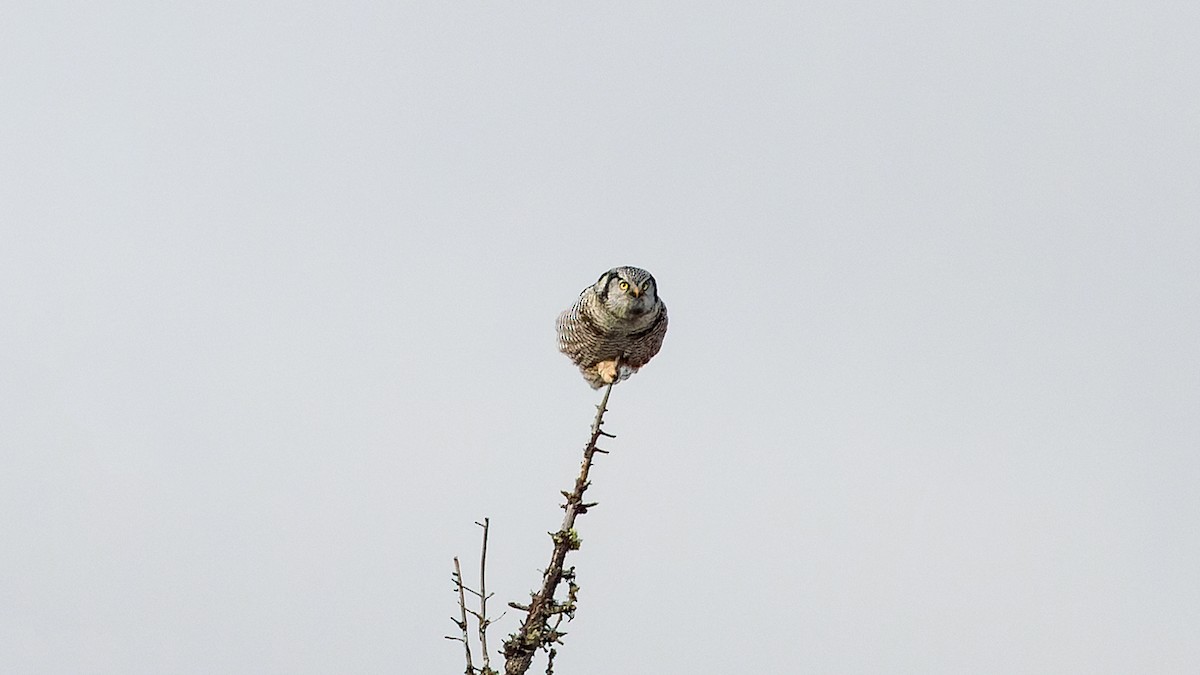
left=619, top=281, right=629, bottom=291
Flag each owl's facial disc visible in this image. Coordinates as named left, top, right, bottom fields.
left=620, top=290, right=652, bottom=317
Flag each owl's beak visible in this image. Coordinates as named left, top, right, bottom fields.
left=631, top=286, right=641, bottom=298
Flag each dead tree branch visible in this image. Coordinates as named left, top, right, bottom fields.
left=470, top=519, right=495, bottom=673
left=446, top=557, right=475, bottom=673
left=447, top=520, right=500, bottom=675
left=502, top=380, right=616, bottom=674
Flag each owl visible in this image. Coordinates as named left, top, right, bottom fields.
left=556, top=266, right=668, bottom=389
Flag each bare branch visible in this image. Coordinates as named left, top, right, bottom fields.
left=477, top=518, right=493, bottom=674
left=451, top=557, right=475, bottom=673
left=502, top=379, right=617, bottom=674
left=450, top=520, right=500, bottom=675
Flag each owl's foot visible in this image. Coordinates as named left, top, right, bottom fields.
left=595, top=359, right=620, bottom=384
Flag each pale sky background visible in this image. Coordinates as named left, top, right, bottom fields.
left=2, top=3, right=1198, bottom=674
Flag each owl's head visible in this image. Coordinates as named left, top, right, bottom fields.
left=594, top=266, right=660, bottom=318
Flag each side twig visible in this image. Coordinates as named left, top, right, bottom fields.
left=473, top=519, right=494, bottom=673
left=447, top=558, right=475, bottom=673
left=448, top=519, right=501, bottom=675
left=502, top=379, right=617, bottom=674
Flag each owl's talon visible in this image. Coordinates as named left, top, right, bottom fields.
left=596, top=359, right=619, bottom=384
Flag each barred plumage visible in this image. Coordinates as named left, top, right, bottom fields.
left=556, top=266, right=668, bottom=388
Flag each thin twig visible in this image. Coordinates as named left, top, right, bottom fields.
left=476, top=518, right=493, bottom=673
left=449, top=557, right=475, bottom=673
left=502, top=377, right=617, bottom=674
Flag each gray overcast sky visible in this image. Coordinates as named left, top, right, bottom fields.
left=2, top=2, right=1198, bottom=674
